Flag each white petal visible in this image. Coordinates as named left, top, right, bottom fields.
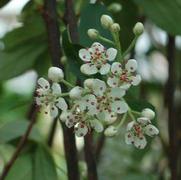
left=75, top=123, right=88, bottom=137
left=119, top=83, right=131, bottom=90
left=109, top=87, right=126, bottom=98
left=137, top=117, right=151, bottom=125
left=91, top=42, right=104, bottom=52
left=56, top=97, right=68, bottom=111
left=141, top=108, right=155, bottom=120
left=107, top=76, right=119, bottom=87
left=104, top=126, right=118, bottom=137
left=106, top=48, right=117, bottom=61
left=111, top=62, right=122, bottom=74
left=35, top=97, right=44, bottom=106
left=97, top=111, right=117, bottom=124
left=144, top=124, right=159, bottom=137
left=92, top=79, right=106, bottom=96
left=74, top=99, right=86, bottom=112
left=60, top=111, right=69, bottom=122
left=126, top=121, right=135, bottom=131
left=125, top=132, right=134, bottom=145
left=99, top=63, right=111, bottom=75
left=37, top=78, right=50, bottom=90
left=83, top=94, right=98, bottom=115
left=90, top=119, right=104, bottom=133
left=111, top=101, right=128, bottom=114
left=131, top=74, right=141, bottom=86
left=52, top=83, right=62, bottom=95
left=79, top=49, right=91, bottom=62
left=134, top=135, right=147, bottom=149
left=125, top=59, right=137, bottom=72
left=50, top=105, right=59, bottom=118
left=80, top=63, right=98, bottom=75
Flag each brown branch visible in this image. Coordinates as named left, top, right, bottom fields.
left=165, top=35, right=178, bottom=180
left=0, top=106, right=38, bottom=180
left=84, top=133, right=98, bottom=180
left=95, top=133, right=106, bottom=162
left=63, top=0, right=79, bottom=43
left=42, top=0, right=80, bottom=180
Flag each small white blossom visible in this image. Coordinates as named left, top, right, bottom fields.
left=107, top=59, right=141, bottom=90
left=60, top=109, right=104, bottom=137
left=35, top=77, right=67, bottom=118
left=125, top=117, right=159, bottom=149
left=85, top=79, right=128, bottom=119
left=48, top=67, right=64, bottom=82
left=79, top=42, right=117, bottom=75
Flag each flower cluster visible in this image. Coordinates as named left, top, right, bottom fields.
left=35, top=15, right=159, bottom=149
left=125, top=108, right=159, bottom=149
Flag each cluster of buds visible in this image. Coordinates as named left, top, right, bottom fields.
left=35, top=15, right=158, bottom=149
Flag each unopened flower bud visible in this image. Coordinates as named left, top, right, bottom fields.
left=87, top=29, right=99, bottom=39
left=133, top=22, right=144, bottom=36
left=100, top=14, right=114, bottom=29
left=104, top=126, right=118, bottom=137
left=69, top=86, right=83, bottom=99
left=84, top=79, right=94, bottom=89
left=141, top=108, right=155, bottom=120
left=48, top=67, right=64, bottom=82
left=110, top=23, right=120, bottom=32
left=108, top=3, right=122, bottom=13
left=61, top=56, right=67, bottom=65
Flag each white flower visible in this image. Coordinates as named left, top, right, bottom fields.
left=73, top=94, right=98, bottom=115
left=107, top=59, right=141, bottom=90
left=79, top=42, right=117, bottom=75
left=104, top=126, right=118, bottom=137
left=60, top=109, right=104, bottom=137
left=100, top=15, right=114, bottom=29
left=86, top=79, right=128, bottom=116
left=90, top=0, right=96, bottom=4
left=141, top=108, right=155, bottom=120
left=69, top=86, right=83, bottom=99
left=35, top=78, right=67, bottom=118
left=48, top=67, right=64, bottom=82
left=125, top=117, right=159, bottom=149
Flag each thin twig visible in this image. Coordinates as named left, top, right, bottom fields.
left=42, top=0, right=80, bottom=179
left=63, top=0, right=79, bottom=43
left=84, top=133, right=98, bottom=180
left=165, top=35, right=178, bottom=180
left=0, top=106, right=38, bottom=180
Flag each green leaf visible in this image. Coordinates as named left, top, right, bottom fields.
left=0, top=42, right=46, bottom=81
left=0, top=0, right=11, bottom=8
left=5, top=154, right=33, bottom=180
left=62, top=30, right=86, bottom=81
left=0, top=120, right=42, bottom=143
left=78, top=3, right=112, bottom=47
left=134, top=0, right=181, bottom=35
left=34, top=145, right=58, bottom=180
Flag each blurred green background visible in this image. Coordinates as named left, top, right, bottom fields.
left=0, top=0, right=181, bottom=180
